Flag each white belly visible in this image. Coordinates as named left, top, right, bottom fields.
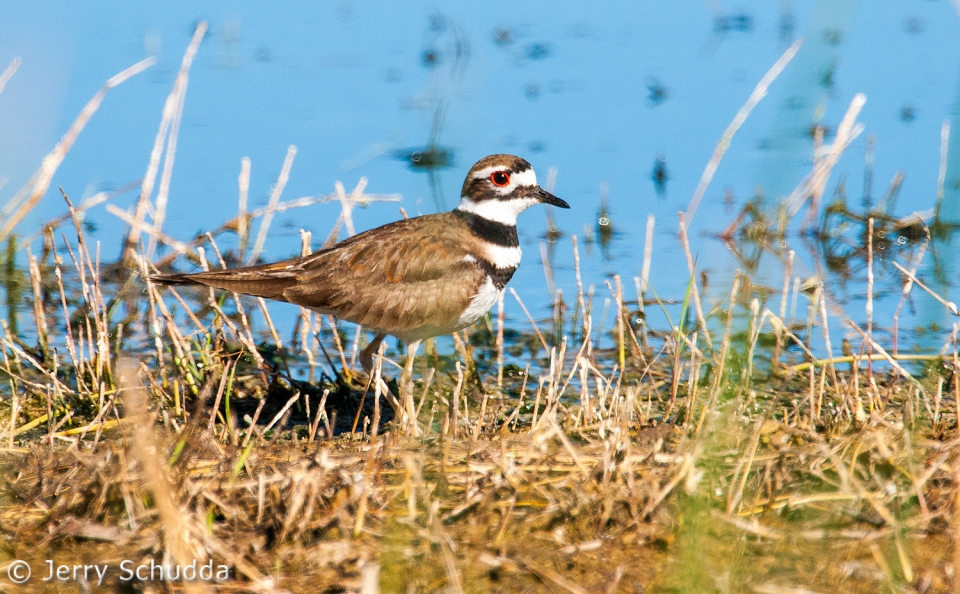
left=311, top=276, right=503, bottom=343
left=456, top=276, right=502, bottom=328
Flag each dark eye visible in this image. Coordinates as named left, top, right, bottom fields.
left=490, top=171, right=510, bottom=187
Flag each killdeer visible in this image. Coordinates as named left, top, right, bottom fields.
left=151, top=154, right=568, bottom=385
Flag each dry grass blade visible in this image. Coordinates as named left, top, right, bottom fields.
left=816, top=286, right=839, bottom=391
left=322, top=178, right=372, bottom=247
left=248, top=145, right=298, bottom=265
left=124, top=21, right=207, bottom=262
left=640, top=214, right=655, bottom=293
left=510, top=287, right=550, bottom=354
left=677, top=211, right=712, bottom=347
left=892, top=260, right=960, bottom=317
left=19, top=179, right=140, bottom=246
left=119, top=358, right=209, bottom=593
left=238, top=156, right=252, bottom=258
left=0, top=57, right=21, bottom=95
left=892, top=229, right=929, bottom=355
left=753, top=585, right=827, bottom=594
left=685, top=37, right=802, bottom=223
left=846, top=321, right=920, bottom=386
left=935, top=120, right=950, bottom=215
left=866, top=218, right=874, bottom=371
left=0, top=57, right=155, bottom=242
left=786, top=93, right=867, bottom=218
left=107, top=203, right=193, bottom=255
left=146, top=42, right=195, bottom=259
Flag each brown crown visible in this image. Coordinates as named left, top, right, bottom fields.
left=460, top=154, right=534, bottom=201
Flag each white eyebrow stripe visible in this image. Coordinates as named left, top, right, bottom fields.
left=468, top=166, right=538, bottom=192
left=469, top=165, right=524, bottom=179
left=508, top=168, right=537, bottom=187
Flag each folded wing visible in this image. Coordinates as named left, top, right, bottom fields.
left=151, top=214, right=485, bottom=336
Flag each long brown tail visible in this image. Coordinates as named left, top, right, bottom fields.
left=149, top=267, right=297, bottom=301
left=149, top=273, right=197, bottom=286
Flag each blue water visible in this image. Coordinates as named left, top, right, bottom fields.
left=2, top=1, right=960, bottom=357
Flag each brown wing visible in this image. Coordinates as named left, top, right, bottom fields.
left=284, top=213, right=484, bottom=335
left=151, top=213, right=484, bottom=336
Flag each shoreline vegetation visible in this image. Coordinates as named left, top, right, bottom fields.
left=3, top=27, right=960, bottom=593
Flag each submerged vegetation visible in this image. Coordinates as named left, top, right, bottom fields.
left=3, top=26, right=960, bottom=594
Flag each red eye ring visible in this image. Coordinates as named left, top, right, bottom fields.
left=490, top=171, right=511, bottom=187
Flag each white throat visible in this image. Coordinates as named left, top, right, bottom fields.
left=456, top=196, right=537, bottom=225
left=455, top=166, right=540, bottom=225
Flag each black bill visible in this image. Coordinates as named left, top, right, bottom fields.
left=531, top=186, right=570, bottom=209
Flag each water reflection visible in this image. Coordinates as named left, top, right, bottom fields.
left=595, top=182, right=614, bottom=259
left=652, top=155, right=669, bottom=197
left=394, top=101, right=455, bottom=211
left=646, top=77, right=668, bottom=106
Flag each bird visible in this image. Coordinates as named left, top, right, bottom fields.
left=150, top=154, right=568, bottom=410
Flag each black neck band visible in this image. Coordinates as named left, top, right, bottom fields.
left=477, top=260, right=516, bottom=289
left=454, top=209, right=519, bottom=247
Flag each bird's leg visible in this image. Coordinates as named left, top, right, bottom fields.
left=359, top=334, right=386, bottom=375
left=358, top=333, right=403, bottom=419
left=401, top=340, right=422, bottom=430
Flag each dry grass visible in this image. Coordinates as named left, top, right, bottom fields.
left=2, top=170, right=958, bottom=592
